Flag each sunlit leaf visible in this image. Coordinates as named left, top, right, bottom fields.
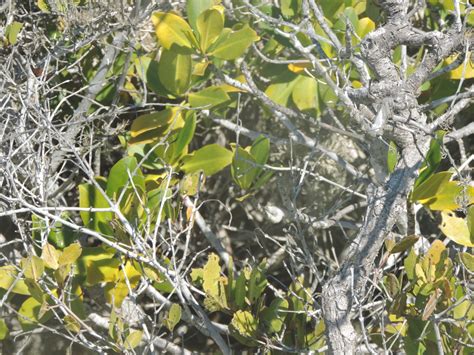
left=164, top=303, right=182, bottom=332
left=181, top=144, right=232, bottom=176
left=209, top=25, right=259, bottom=60
left=439, top=209, right=474, bottom=247
left=0, top=266, right=30, bottom=295
left=58, top=243, right=82, bottom=266
left=197, top=9, right=223, bottom=53
left=151, top=12, right=197, bottom=54
left=124, top=330, right=143, bottom=350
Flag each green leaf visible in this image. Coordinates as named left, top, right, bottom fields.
left=411, top=171, right=452, bottom=205
left=265, top=72, right=298, bottom=107
left=387, top=141, right=399, bottom=173
left=164, top=304, right=182, bottom=332
left=209, top=25, right=259, bottom=60
left=250, top=136, right=270, bottom=166
left=21, top=256, right=44, bottom=281
left=64, top=315, right=81, bottom=333
left=5, top=21, right=23, bottom=45
left=58, top=243, right=82, bottom=266
left=197, top=9, right=224, bottom=53
left=459, top=252, right=474, bottom=273
left=158, top=50, right=192, bottom=96
left=151, top=12, right=197, bottom=54
left=291, top=75, right=318, bottom=111
left=106, top=157, right=145, bottom=200
left=390, top=235, right=420, bottom=254
left=280, top=0, right=302, bottom=19
left=181, top=144, right=232, bottom=176
left=41, top=243, right=60, bottom=270
left=261, top=298, right=289, bottom=333
left=173, top=112, right=196, bottom=160
left=79, top=178, right=113, bottom=235
left=77, top=247, right=120, bottom=286
left=0, top=266, right=30, bottom=295
left=130, top=108, right=182, bottom=138
left=0, top=319, right=9, bottom=340
left=414, top=131, right=446, bottom=188
left=403, top=248, right=418, bottom=280
left=233, top=271, right=247, bottom=309
left=247, top=261, right=267, bottom=303
left=124, top=330, right=143, bottom=350
left=37, top=0, right=52, bottom=12
left=18, top=297, right=52, bottom=331
left=231, top=147, right=258, bottom=190
left=186, top=0, right=214, bottom=33
left=179, top=172, right=202, bottom=196
left=412, top=171, right=474, bottom=210
left=188, top=86, right=230, bottom=108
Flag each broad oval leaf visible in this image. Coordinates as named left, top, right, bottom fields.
left=291, top=75, right=318, bottom=111
left=181, top=144, right=232, bottom=176
left=151, top=12, right=197, bottom=54
left=197, top=9, right=224, bottom=53
left=209, top=25, right=259, bottom=60
left=188, top=86, right=230, bottom=108
left=19, top=297, right=52, bottom=331
left=439, top=208, right=474, bottom=247
left=130, top=108, right=182, bottom=138
left=186, top=0, right=214, bottom=32
left=21, top=256, right=44, bottom=281
left=0, top=266, right=30, bottom=295
left=41, top=243, right=60, bottom=270
left=164, top=303, right=182, bottom=332
left=124, top=330, right=143, bottom=350
left=106, top=157, right=145, bottom=200
left=58, top=243, right=82, bottom=266
left=158, top=49, right=192, bottom=96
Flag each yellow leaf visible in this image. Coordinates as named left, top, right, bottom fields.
left=58, top=243, right=82, bottom=266
left=439, top=210, right=474, bottom=247
left=197, top=9, right=223, bottom=53
left=151, top=12, right=197, bottom=53
left=288, top=62, right=312, bottom=74
left=41, top=243, right=60, bottom=270
left=357, top=17, right=375, bottom=38
left=445, top=52, right=474, bottom=80
left=130, top=111, right=173, bottom=137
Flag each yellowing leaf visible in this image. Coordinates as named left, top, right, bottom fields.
left=357, top=17, right=375, bottom=38
left=21, top=256, right=44, bottom=281
left=130, top=108, right=183, bottom=138
left=0, top=266, right=30, bottom=295
left=164, top=303, right=182, bottom=331
left=41, top=243, right=60, bottom=270
left=287, top=62, right=312, bottom=74
left=151, top=12, right=197, bottom=53
left=445, top=52, right=474, bottom=80
left=197, top=9, right=224, bottom=53
left=292, top=75, right=318, bottom=111
left=58, top=243, right=82, bottom=266
left=64, top=315, right=81, bottom=333
left=0, top=319, right=9, bottom=340
left=439, top=210, right=474, bottom=247
left=124, top=330, right=143, bottom=350
left=104, top=262, right=141, bottom=307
